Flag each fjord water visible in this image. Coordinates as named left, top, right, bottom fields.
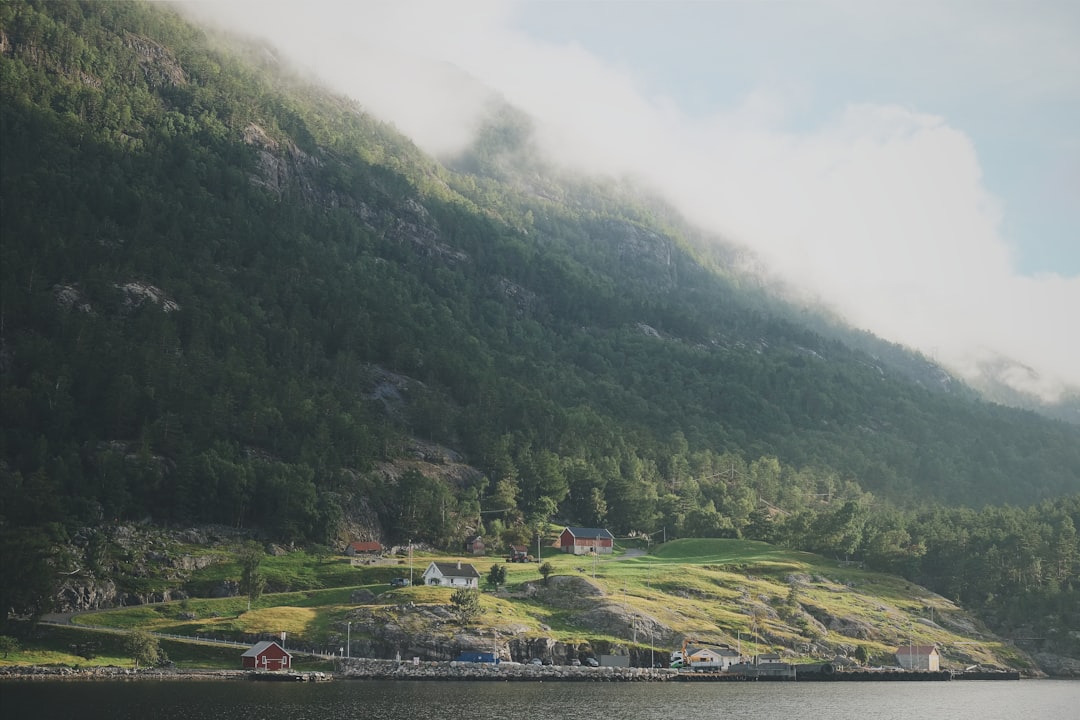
left=4, top=680, right=1079, bottom=720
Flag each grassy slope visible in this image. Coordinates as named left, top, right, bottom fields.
left=2, top=539, right=1027, bottom=671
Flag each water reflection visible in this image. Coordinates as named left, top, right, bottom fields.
left=4, top=678, right=1077, bottom=720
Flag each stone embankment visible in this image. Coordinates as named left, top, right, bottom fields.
left=338, top=658, right=677, bottom=682
left=0, top=666, right=247, bottom=681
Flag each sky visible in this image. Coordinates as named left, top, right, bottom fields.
left=183, top=1, right=1080, bottom=402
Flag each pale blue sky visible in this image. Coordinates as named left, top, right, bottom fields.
left=510, top=0, right=1079, bottom=276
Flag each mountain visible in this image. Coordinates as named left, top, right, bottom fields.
left=1, top=1, right=1078, bottom=659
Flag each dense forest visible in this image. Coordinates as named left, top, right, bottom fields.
left=0, top=0, right=1077, bottom=654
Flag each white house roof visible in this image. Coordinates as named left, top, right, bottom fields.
left=688, top=646, right=738, bottom=657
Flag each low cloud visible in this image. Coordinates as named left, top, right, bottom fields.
left=182, top=1, right=1079, bottom=402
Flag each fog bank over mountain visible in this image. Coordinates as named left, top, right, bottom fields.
left=181, top=0, right=1080, bottom=404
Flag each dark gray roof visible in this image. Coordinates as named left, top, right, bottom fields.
left=241, top=640, right=290, bottom=657
left=563, top=527, right=614, bottom=540
left=429, top=561, right=481, bottom=578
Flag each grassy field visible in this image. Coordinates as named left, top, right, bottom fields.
left=1, top=538, right=1020, bottom=671
left=0, top=624, right=333, bottom=671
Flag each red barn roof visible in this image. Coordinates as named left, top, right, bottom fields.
left=348, top=541, right=383, bottom=553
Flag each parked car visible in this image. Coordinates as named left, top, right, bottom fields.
left=390, top=577, right=410, bottom=587
left=570, top=659, right=581, bottom=666
left=529, top=658, right=543, bottom=665
left=585, top=657, right=599, bottom=667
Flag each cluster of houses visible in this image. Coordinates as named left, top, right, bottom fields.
left=347, top=527, right=615, bottom=560
left=676, top=643, right=941, bottom=673
left=340, top=526, right=617, bottom=589
left=418, top=527, right=618, bottom=588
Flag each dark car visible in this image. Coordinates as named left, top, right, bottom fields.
left=390, top=577, right=411, bottom=587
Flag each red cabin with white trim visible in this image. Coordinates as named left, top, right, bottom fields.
left=241, top=640, right=292, bottom=671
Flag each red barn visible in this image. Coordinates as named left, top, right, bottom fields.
left=345, top=541, right=383, bottom=556
left=559, top=527, right=614, bottom=555
left=241, top=640, right=292, bottom=671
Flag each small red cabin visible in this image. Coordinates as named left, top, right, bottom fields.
left=241, top=640, right=292, bottom=671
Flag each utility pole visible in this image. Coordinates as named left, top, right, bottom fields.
left=908, top=623, right=913, bottom=671
left=347, top=621, right=351, bottom=660
left=408, top=541, right=414, bottom=586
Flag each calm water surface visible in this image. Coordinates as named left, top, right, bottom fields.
left=4, top=679, right=1079, bottom=720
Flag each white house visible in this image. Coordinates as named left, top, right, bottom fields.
left=682, top=646, right=741, bottom=670
left=895, top=645, right=940, bottom=671
left=422, top=560, right=481, bottom=588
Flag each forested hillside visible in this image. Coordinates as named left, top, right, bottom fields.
left=1, top=0, right=1077, bottom=654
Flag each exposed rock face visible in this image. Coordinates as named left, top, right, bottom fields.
left=595, top=219, right=678, bottom=292
left=563, top=600, right=671, bottom=644
left=54, top=577, right=191, bottom=612
left=338, top=592, right=647, bottom=666
left=802, top=603, right=880, bottom=640
left=114, top=281, right=180, bottom=312
left=1032, top=652, right=1080, bottom=678
left=496, top=277, right=539, bottom=317
left=55, top=578, right=119, bottom=613
left=52, top=524, right=242, bottom=612
left=520, top=575, right=605, bottom=609
left=123, top=31, right=186, bottom=86
left=244, top=122, right=321, bottom=201
left=53, top=284, right=93, bottom=313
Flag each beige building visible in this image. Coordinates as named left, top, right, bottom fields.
left=895, top=645, right=940, bottom=671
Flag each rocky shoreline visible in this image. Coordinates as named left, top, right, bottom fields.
left=339, top=658, right=676, bottom=681
left=0, top=666, right=249, bottom=681
left=0, top=660, right=676, bottom=682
